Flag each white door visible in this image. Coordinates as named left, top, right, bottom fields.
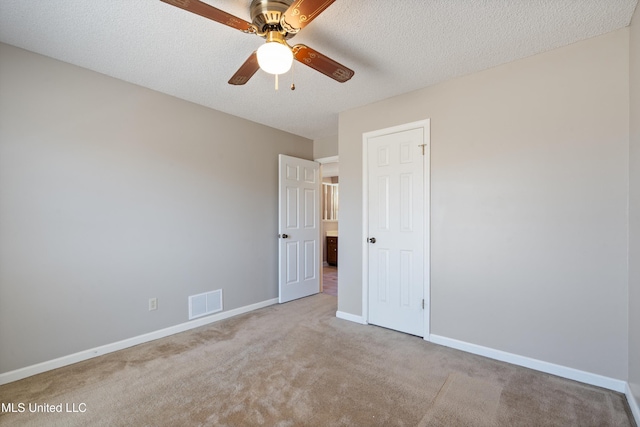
left=278, top=155, right=320, bottom=303
left=366, top=124, right=429, bottom=336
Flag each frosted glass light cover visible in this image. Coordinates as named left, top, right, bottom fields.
left=257, top=42, right=293, bottom=75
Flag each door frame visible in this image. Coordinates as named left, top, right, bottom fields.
left=361, top=119, right=431, bottom=340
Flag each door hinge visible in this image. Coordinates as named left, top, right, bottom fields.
left=419, top=144, right=427, bottom=155
left=422, top=299, right=425, bottom=309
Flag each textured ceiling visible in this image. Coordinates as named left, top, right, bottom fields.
left=0, top=0, right=637, bottom=140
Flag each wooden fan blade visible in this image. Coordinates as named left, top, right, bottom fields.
left=228, top=52, right=260, bottom=85
left=292, top=44, right=354, bottom=83
left=281, top=0, right=336, bottom=33
left=160, top=0, right=254, bottom=33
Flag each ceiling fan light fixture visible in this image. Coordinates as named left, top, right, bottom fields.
left=257, top=32, right=293, bottom=75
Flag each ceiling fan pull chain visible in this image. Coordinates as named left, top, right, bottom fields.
left=275, top=73, right=279, bottom=91
left=291, top=61, right=296, bottom=91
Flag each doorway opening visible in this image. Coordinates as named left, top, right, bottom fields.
left=318, top=157, right=339, bottom=297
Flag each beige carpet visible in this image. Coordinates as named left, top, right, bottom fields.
left=0, top=294, right=634, bottom=426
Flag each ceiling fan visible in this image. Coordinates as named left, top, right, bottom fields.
left=160, top=0, right=355, bottom=86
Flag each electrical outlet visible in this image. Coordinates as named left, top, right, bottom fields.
left=149, top=297, right=158, bottom=311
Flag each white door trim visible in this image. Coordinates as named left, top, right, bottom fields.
left=362, top=119, right=431, bottom=340
left=315, top=155, right=339, bottom=164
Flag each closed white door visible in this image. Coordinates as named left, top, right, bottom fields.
left=278, top=155, right=320, bottom=303
left=366, top=125, right=428, bottom=336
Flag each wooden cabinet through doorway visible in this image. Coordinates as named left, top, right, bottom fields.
left=327, top=236, right=338, bottom=266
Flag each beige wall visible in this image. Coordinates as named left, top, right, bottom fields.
left=314, top=134, right=339, bottom=159
left=338, top=29, right=629, bottom=380
left=629, top=3, right=640, bottom=412
left=0, top=43, right=312, bottom=373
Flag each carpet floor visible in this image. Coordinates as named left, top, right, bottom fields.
left=322, top=266, right=338, bottom=296
left=0, top=294, right=634, bottom=426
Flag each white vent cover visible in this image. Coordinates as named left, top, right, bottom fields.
left=189, top=289, right=223, bottom=320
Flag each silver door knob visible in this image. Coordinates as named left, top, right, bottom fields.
left=280, top=234, right=289, bottom=239
left=368, top=237, right=376, bottom=244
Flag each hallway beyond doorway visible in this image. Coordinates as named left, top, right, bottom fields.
left=323, top=266, right=337, bottom=296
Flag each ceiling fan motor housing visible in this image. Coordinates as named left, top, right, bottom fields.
left=250, top=0, right=296, bottom=38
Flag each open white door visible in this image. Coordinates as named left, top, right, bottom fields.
left=278, top=155, right=320, bottom=303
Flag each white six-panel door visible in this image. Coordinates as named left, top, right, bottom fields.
left=366, top=124, right=429, bottom=337
left=278, top=155, right=320, bottom=303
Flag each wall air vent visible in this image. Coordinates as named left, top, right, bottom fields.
left=189, top=289, right=223, bottom=320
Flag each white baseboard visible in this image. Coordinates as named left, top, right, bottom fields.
left=0, top=298, right=279, bottom=386
left=627, top=383, right=640, bottom=425
left=429, top=334, right=626, bottom=393
left=335, top=311, right=367, bottom=324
